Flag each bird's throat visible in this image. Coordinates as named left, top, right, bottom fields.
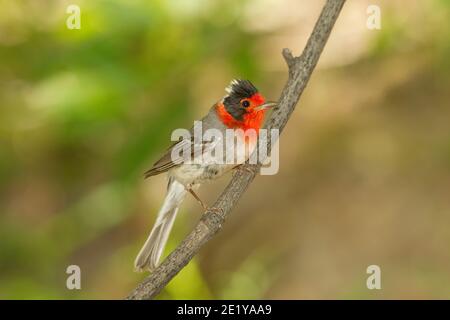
left=216, top=103, right=265, bottom=132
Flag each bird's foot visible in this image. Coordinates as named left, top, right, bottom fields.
left=205, top=206, right=223, bottom=216
left=236, top=164, right=256, bottom=175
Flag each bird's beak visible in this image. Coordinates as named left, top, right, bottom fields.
left=254, top=101, right=277, bottom=111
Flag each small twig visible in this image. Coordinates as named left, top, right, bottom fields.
left=127, top=0, right=346, bottom=300
left=282, top=48, right=298, bottom=74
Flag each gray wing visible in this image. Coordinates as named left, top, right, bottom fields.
left=144, top=105, right=226, bottom=178
left=144, top=138, right=195, bottom=178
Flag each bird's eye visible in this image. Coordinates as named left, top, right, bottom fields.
left=241, top=100, right=250, bottom=108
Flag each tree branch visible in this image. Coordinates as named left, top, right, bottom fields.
left=127, top=0, right=346, bottom=300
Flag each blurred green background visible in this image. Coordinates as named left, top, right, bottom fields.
left=0, top=0, right=449, bottom=299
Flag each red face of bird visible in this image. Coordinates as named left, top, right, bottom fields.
left=221, top=79, right=277, bottom=123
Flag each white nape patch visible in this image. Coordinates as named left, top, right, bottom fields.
left=225, top=79, right=240, bottom=94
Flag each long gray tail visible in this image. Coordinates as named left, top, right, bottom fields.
left=134, top=179, right=187, bottom=272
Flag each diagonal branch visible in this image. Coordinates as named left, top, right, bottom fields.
left=127, top=0, right=346, bottom=300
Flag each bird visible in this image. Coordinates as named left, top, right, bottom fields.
left=134, top=79, right=276, bottom=272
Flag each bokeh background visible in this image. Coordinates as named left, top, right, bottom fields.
left=0, top=0, right=449, bottom=299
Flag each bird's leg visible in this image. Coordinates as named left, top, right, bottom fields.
left=187, top=188, right=208, bottom=211
left=187, top=187, right=223, bottom=215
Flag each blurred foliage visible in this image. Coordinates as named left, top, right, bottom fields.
left=0, top=0, right=449, bottom=299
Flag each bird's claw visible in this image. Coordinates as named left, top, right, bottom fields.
left=205, top=206, right=223, bottom=216
left=238, top=165, right=256, bottom=175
